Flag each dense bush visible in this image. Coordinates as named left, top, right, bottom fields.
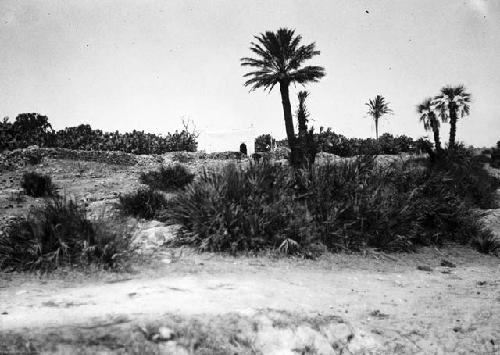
left=163, top=152, right=498, bottom=255
left=255, top=134, right=273, bottom=152
left=277, top=129, right=422, bottom=157
left=0, top=197, right=133, bottom=271
left=1, top=114, right=198, bottom=154
left=140, top=165, right=195, bottom=191
left=21, top=172, right=56, bottom=197
left=491, top=141, right=500, bottom=168
left=119, top=188, right=168, bottom=220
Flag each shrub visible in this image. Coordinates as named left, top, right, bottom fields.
left=140, top=165, right=195, bottom=191
left=1, top=115, right=199, bottom=154
left=239, top=143, right=248, bottom=156
left=430, top=146, right=500, bottom=209
left=119, top=188, right=168, bottom=219
left=163, top=153, right=498, bottom=255
left=255, top=134, right=273, bottom=152
left=471, top=231, right=499, bottom=255
left=0, top=197, right=133, bottom=271
left=163, top=162, right=315, bottom=254
left=172, top=152, right=194, bottom=163
left=20, top=172, right=56, bottom=197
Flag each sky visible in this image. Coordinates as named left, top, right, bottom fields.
left=1, top=0, right=499, bottom=150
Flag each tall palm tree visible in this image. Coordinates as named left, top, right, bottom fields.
left=417, top=98, right=442, bottom=152
left=365, top=95, right=393, bottom=140
left=241, top=28, right=325, bottom=167
left=431, top=85, right=471, bottom=149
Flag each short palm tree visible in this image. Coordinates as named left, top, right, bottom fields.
left=417, top=98, right=442, bottom=151
left=241, top=28, right=325, bottom=167
left=296, top=90, right=309, bottom=136
left=431, top=85, right=471, bottom=149
left=365, top=95, right=393, bottom=140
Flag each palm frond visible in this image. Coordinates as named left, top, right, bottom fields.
left=241, top=28, right=325, bottom=92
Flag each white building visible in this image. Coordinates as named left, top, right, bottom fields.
left=197, top=125, right=256, bottom=155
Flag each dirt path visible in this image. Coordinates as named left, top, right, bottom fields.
left=1, top=248, right=499, bottom=354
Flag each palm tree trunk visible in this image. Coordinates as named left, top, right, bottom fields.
left=448, top=103, right=457, bottom=148
left=375, top=117, right=379, bottom=140
left=432, top=120, right=442, bottom=152
left=279, top=81, right=300, bottom=167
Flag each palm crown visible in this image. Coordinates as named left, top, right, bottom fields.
left=241, top=28, right=325, bottom=91
left=431, top=85, right=470, bottom=123
left=417, top=98, right=439, bottom=131
left=431, top=85, right=470, bottom=148
left=365, top=95, right=392, bottom=139
left=417, top=98, right=442, bottom=151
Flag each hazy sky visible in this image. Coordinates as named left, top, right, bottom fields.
left=1, top=0, right=499, bottom=149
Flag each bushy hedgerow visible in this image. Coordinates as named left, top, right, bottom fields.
left=140, top=165, right=194, bottom=191
left=119, top=188, right=168, bottom=220
left=276, top=129, right=422, bottom=157
left=163, top=152, right=498, bottom=255
left=21, top=172, right=56, bottom=197
left=1, top=114, right=198, bottom=153
left=0, top=197, right=133, bottom=271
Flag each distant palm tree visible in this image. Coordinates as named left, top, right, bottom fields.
left=241, top=28, right=325, bottom=167
left=417, top=98, right=442, bottom=152
left=431, top=85, right=471, bottom=149
left=365, top=95, right=393, bottom=140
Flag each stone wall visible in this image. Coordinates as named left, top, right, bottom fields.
left=0, top=147, right=140, bottom=171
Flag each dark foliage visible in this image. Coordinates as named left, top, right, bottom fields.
left=140, top=165, right=195, bottom=191
left=239, top=143, right=248, bottom=156
left=21, top=172, right=56, bottom=197
left=255, top=134, right=273, bottom=153
left=471, top=231, right=499, bottom=255
left=1, top=115, right=198, bottom=154
left=491, top=141, right=500, bottom=168
left=163, top=150, right=498, bottom=255
left=278, top=129, right=422, bottom=157
left=0, top=197, right=133, bottom=271
left=119, top=188, right=168, bottom=220
left=430, top=145, right=500, bottom=209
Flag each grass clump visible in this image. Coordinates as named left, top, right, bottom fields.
left=140, top=164, right=194, bottom=191
left=119, top=188, right=168, bottom=220
left=20, top=172, right=56, bottom=197
left=0, top=197, right=133, bottom=271
left=163, top=162, right=315, bottom=254
left=163, top=150, right=499, bottom=255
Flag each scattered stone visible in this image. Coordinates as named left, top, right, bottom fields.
left=157, top=326, right=174, bottom=341
left=369, top=310, right=389, bottom=319
left=417, top=265, right=433, bottom=272
left=441, top=259, right=456, bottom=268
left=477, top=280, right=487, bottom=286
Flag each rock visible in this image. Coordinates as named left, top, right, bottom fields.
left=158, top=327, right=174, bottom=341
left=132, top=222, right=179, bottom=249
left=441, top=259, right=456, bottom=268
left=417, top=265, right=433, bottom=272
left=369, top=310, right=389, bottom=319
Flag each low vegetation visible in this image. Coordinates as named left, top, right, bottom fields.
left=119, top=188, right=168, bottom=220
left=0, top=196, right=133, bottom=271
left=164, top=150, right=499, bottom=255
left=0, top=114, right=198, bottom=154
left=20, top=172, right=56, bottom=197
left=140, top=164, right=194, bottom=191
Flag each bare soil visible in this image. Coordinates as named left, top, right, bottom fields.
left=1, top=156, right=499, bottom=354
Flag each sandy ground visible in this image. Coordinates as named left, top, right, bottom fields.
left=1, top=157, right=499, bottom=354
